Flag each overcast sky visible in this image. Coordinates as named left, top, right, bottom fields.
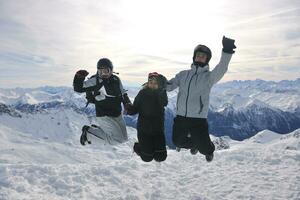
left=0, top=0, right=299, bottom=88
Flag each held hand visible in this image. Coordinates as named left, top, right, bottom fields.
left=122, top=93, right=132, bottom=105
left=76, top=70, right=89, bottom=78
left=222, top=36, right=236, bottom=54
left=123, top=103, right=133, bottom=115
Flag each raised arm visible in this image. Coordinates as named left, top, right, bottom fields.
left=209, top=52, right=232, bottom=85
left=73, top=70, right=101, bottom=93
left=209, top=36, right=236, bottom=86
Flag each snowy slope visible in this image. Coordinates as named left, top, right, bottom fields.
left=248, top=129, right=283, bottom=144
left=0, top=111, right=300, bottom=200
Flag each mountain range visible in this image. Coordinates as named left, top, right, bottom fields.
left=1, top=78, right=300, bottom=146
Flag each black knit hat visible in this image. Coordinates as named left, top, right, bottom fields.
left=97, top=58, right=113, bottom=70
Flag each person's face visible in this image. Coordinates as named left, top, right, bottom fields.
left=194, top=51, right=208, bottom=64
left=98, top=67, right=112, bottom=79
left=148, top=79, right=159, bottom=89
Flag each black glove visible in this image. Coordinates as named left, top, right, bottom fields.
left=124, top=103, right=135, bottom=115
left=122, top=93, right=132, bottom=105
left=222, top=36, right=236, bottom=54
left=76, top=70, right=89, bottom=79
left=85, top=91, right=95, bottom=104
left=121, top=93, right=133, bottom=115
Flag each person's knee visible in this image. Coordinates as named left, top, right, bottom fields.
left=154, top=151, right=167, bottom=162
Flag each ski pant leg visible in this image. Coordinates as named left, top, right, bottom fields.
left=87, top=116, right=127, bottom=145
left=112, top=115, right=128, bottom=142
left=85, top=125, right=108, bottom=145
left=137, top=132, right=154, bottom=162
left=153, top=133, right=167, bottom=162
left=172, top=116, right=193, bottom=149
left=190, top=118, right=215, bottom=155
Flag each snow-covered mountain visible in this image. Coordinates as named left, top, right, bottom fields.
left=0, top=107, right=299, bottom=199
left=1, top=79, right=300, bottom=142
left=207, top=78, right=300, bottom=140
left=210, top=78, right=300, bottom=112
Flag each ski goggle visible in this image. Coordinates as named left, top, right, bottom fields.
left=98, top=67, right=112, bottom=78
left=195, top=51, right=208, bottom=58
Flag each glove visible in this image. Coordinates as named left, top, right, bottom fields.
left=123, top=103, right=134, bottom=115
left=222, top=36, right=236, bottom=54
left=122, top=93, right=132, bottom=105
left=76, top=70, right=89, bottom=79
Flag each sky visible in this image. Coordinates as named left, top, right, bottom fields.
left=0, top=0, right=299, bottom=88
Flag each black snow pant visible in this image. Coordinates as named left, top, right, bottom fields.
left=172, top=115, right=215, bottom=155
left=136, top=131, right=167, bottom=162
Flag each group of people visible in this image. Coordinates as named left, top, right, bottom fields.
left=73, top=36, right=236, bottom=162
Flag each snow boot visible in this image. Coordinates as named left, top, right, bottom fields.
left=80, top=125, right=91, bottom=145
left=205, top=153, right=214, bottom=162
left=190, top=148, right=198, bottom=155
left=133, top=142, right=141, bottom=156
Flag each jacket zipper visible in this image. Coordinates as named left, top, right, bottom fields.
left=185, top=68, right=198, bottom=117
left=199, top=96, right=203, bottom=114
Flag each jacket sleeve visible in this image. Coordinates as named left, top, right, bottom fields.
left=73, top=75, right=99, bottom=93
left=209, top=52, right=232, bottom=86
left=116, top=76, right=127, bottom=95
left=127, top=90, right=142, bottom=115
left=118, top=78, right=132, bottom=105
left=157, top=89, right=168, bottom=107
left=166, top=72, right=182, bottom=92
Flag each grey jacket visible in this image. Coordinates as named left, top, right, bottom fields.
left=166, top=52, right=232, bottom=118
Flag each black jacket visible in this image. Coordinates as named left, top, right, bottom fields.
left=128, top=88, right=168, bottom=135
left=73, top=74, right=128, bottom=117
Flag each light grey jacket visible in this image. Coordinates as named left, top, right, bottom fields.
left=166, top=52, right=233, bottom=118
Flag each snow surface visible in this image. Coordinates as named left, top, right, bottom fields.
left=248, top=129, right=283, bottom=144
left=1, top=110, right=300, bottom=200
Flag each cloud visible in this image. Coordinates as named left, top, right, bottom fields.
left=226, top=7, right=300, bottom=28
left=0, top=0, right=299, bottom=88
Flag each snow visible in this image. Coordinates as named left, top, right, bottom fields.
left=248, top=129, right=283, bottom=144
left=1, top=111, right=300, bottom=200
left=0, top=80, right=300, bottom=199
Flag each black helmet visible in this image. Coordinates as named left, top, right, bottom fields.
left=97, top=58, right=113, bottom=70
left=193, top=44, right=212, bottom=65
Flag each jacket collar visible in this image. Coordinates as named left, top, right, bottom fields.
left=190, top=64, right=209, bottom=73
